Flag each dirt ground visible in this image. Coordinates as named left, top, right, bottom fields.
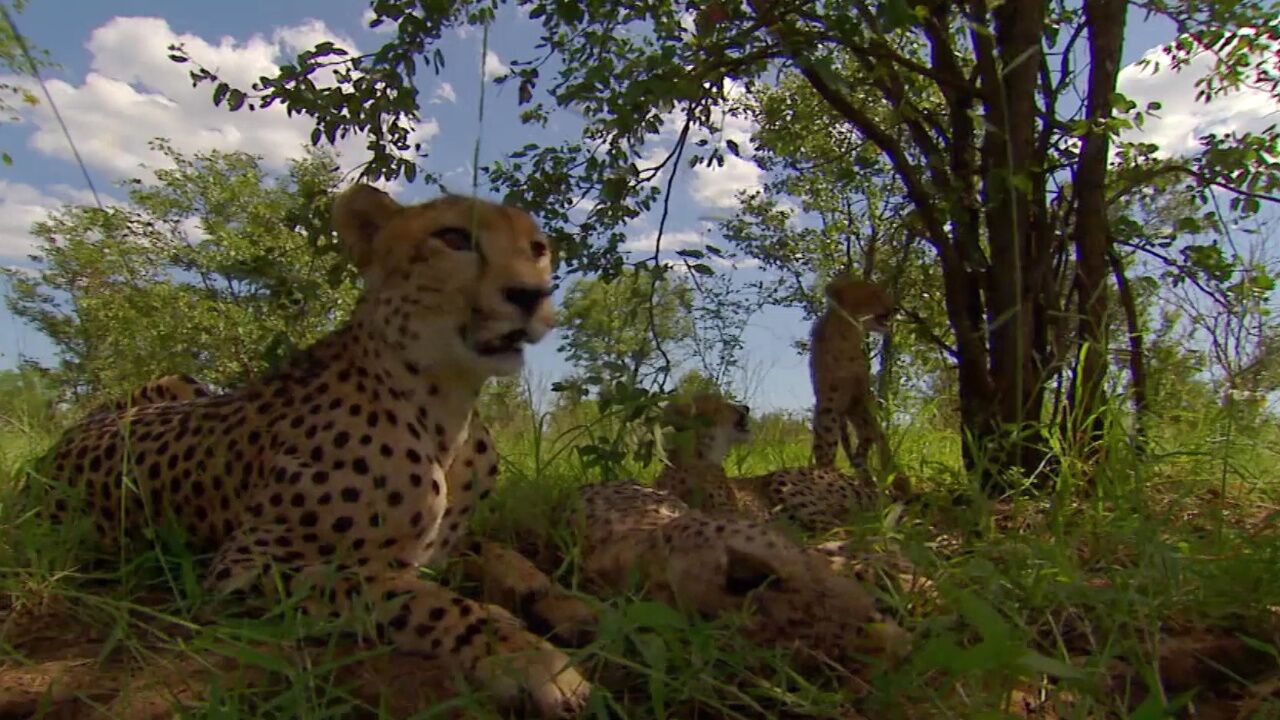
left=0, top=593, right=466, bottom=720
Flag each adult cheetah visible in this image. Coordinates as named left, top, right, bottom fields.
left=810, top=276, right=895, bottom=472
left=33, top=184, right=590, bottom=717
left=571, top=482, right=911, bottom=670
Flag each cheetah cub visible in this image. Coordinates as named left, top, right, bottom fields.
left=655, top=393, right=883, bottom=532
left=34, top=184, right=589, bottom=717
left=652, top=392, right=763, bottom=516
left=810, top=275, right=895, bottom=473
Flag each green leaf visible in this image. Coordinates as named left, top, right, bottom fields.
left=879, top=0, right=916, bottom=30
left=196, top=640, right=294, bottom=674
left=954, top=590, right=1011, bottom=645
left=623, top=601, right=688, bottom=630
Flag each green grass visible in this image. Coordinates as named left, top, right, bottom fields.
left=4, top=397, right=1280, bottom=719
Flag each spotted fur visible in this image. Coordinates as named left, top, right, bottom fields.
left=84, top=374, right=215, bottom=418
left=810, top=276, right=894, bottom=472
left=653, top=393, right=885, bottom=532
left=35, top=184, right=589, bottom=717
left=573, top=482, right=910, bottom=669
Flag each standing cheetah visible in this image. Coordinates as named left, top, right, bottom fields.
left=810, top=276, right=895, bottom=472
left=33, top=184, right=590, bottom=716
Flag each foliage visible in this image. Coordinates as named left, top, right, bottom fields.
left=2, top=142, right=357, bottom=403
left=4, top=365, right=1280, bottom=718
left=0, top=0, right=55, bottom=166
left=556, top=266, right=695, bottom=391
left=175, top=0, right=1277, bottom=489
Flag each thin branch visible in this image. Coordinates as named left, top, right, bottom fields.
left=645, top=113, right=694, bottom=390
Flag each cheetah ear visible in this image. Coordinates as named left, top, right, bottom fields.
left=332, top=183, right=403, bottom=271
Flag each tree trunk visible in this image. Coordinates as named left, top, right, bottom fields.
left=971, top=0, right=1050, bottom=490
left=1069, top=0, right=1128, bottom=470
left=1109, top=245, right=1148, bottom=453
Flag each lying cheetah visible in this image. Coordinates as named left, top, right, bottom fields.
left=83, top=374, right=215, bottom=418
left=573, top=482, right=910, bottom=668
left=647, top=394, right=925, bottom=604
left=652, top=392, right=762, bottom=515
left=810, top=276, right=894, bottom=472
left=33, top=184, right=589, bottom=717
left=476, top=476, right=912, bottom=671
left=655, top=393, right=883, bottom=532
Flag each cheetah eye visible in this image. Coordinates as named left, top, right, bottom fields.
left=432, top=227, right=474, bottom=252
left=530, top=239, right=549, bottom=259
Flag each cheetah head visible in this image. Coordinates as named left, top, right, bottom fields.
left=333, top=184, right=555, bottom=379
left=662, top=392, right=751, bottom=464
left=825, top=276, right=895, bottom=334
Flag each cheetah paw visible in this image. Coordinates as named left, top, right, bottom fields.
left=473, top=642, right=591, bottom=718
left=529, top=589, right=598, bottom=647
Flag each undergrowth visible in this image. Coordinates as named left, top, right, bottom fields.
left=2, top=395, right=1280, bottom=719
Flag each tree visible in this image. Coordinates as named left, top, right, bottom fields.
left=556, top=267, right=695, bottom=391
left=186, top=0, right=1280, bottom=491
left=3, top=142, right=357, bottom=403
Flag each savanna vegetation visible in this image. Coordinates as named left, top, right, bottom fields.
left=3, top=0, right=1280, bottom=717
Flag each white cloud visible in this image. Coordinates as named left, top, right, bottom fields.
left=1118, top=36, right=1280, bottom=157
left=431, top=82, right=457, bottom=104
left=483, top=50, right=510, bottom=80
left=678, top=11, right=698, bottom=36
left=691, top=154, right=763, bottom=208
left=360, top=8, right=397, bottom=35
left=0, top=181, right=114, bottom=260
left=2, top=17, right=436, bottom=182
left=623, top=229, right=706, bottom=253
left=638, top=82, right=762, bottom=209
left=690, top=96, right=762, bottom=207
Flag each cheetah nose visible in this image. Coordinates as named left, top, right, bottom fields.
left=504, top=285, right=552, bottom=316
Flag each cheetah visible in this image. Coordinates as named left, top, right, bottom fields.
left=83, top=374, right=215, bottom=418
left=652, top=392, right=762, bottom=516
left=580, top=483, right=909, bottom=667
left=33, top=184, right=590, bottom=717
left=475, top=479, right=911, bottom=672
left=644, top=395, right=925, bottom=606
left=654, top=393, right=883, bottom=532
left=810, top=276, right=895, bottom=473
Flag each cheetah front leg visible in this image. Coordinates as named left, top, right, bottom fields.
left=205, top=529, right=590, bottom=717
left=813, top=382, right=855, bottom=468
left=420, top=422, right=500, bottom=568
left=425, top=422, right=598, bottom=646
left=847, top=398, right=890, bottom=475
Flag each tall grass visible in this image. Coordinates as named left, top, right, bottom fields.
left=3, top=387, right=1280, bottom=718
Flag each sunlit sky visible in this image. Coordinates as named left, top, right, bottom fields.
left=3, top=2, right=1277, bottom=411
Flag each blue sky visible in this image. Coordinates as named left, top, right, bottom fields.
left=2, top=1, right=1276, bottom=411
